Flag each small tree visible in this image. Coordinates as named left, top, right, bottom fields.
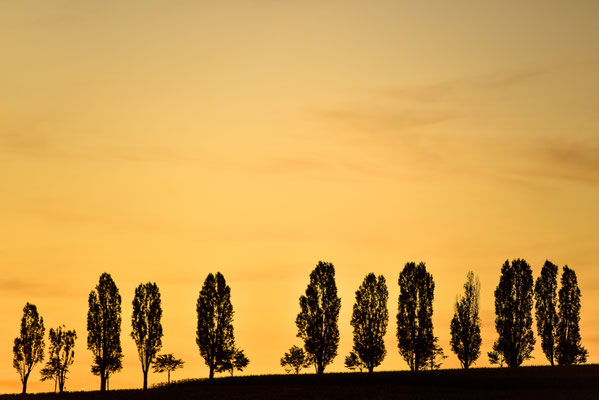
left=492, top=259, right=535, bottom=367
left=131, top=282, right=163, bottom=390
left=13, top=303, right=45, bottom=394
left=488, top=347, right=505, bottom=367
left=450, top=271, right=482, bottom=369
left=280, top=345, right=310, bottom=375
left=396, top=262, right=436, bottom=371
left=196, top=272, right=235, bottom=379
left=344, top=351, right=365, bottom=372
left=534, top=260, right=559, bottom=366
left=349, top=273, right=388, bottom=373
left=555, top=266, right=587, bottom=365
left=296, top=261, right=341, bottom=374
left=40, top=326, right=76, bottom=393
left=87, top=272, right=123, bottom=391
left=153, top=354, right=184, bottom=384
left=232, top=349, right=250, bottom=376
left=426, top=338, right=447, bottom=370
left=216, top=348, right=250, bottom=376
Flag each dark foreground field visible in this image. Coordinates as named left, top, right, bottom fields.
left=2, top=365, right=598, bottom=400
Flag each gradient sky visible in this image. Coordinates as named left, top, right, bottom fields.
left=1, top=0, right=599, bottom=394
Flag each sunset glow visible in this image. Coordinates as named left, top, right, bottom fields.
left=1, top=1, right=598, bottom=393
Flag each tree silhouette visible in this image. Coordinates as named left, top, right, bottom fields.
left=426, top=338, right=447, bottom=370
left=450, top=271, right=482, bottom=369
left=396, top=262, right=436, bottom=371
left=280, top=345, right=310, bottom=375
left=153, top=354, right=184, bottom=384
left=40, top=326, right=76, bottom=393
left=534, top=260, right=559, bottom=365
left=488, top=344, right=505, bottom=367
left=555, top=266, right=587, bottom=365
left=296, top=261, right=341, bottom=374
left=492, top=259, right=535, bottom=367
left=87, top=272, right=123, bottom=391
left=196, top=272, right=235, bottom=379
left=344, top=351, right=365, bottom=372
left=13, top=303, right=45, bottom=394
left=131, top=282, right=163, bottom=390
left=349, top=273, right=388, bottom=373
left=216, top=348, right=250, bottom=376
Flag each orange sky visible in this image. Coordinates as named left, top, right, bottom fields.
left=1, top=0, right=599, bottom=394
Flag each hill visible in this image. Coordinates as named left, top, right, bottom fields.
left=1, top=365, right=598, bottom=399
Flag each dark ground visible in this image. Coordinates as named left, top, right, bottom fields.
left=2, top=365, right=598, bottom=400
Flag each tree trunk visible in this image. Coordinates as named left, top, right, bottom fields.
left=143, top=369, right=148, bottom=390
left=316, top=363, right=325, bottom=374
left=100, top=371, right=106, bottom=392
left=209, top=365, right=215, bottom=379
left=368, top=366, right=374, bottom=373
left=167, top=370, right=171, bottom=384
left=22, top=378, right=27, bottom=394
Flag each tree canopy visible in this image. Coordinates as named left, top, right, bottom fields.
left=492, top=259, right=535, bottom=367
left=196, top=272, right=236, bottom=379
left=13, top=303, right=45, bottom=394
left=296, top=261, right=341, bottom=374
left=87, top=272, right=123, bottom=391
left=534, top=260, right=559, bottom=365
left=131, top=282, right=163, bottom=390
left=556, top=266, right=587, bottom=365
left=153, top=353, right=184, bottom=384
left=396, top=262, right=436, bottom=371
left=40, top=325, right=76, bottom=393
left=349, top=273, right=388, bottom=373
left=450, top=271, right=482, bottom=369
left=280, top=345, right=311, bottom=375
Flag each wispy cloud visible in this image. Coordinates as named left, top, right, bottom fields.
left=515, top=138, right=599, bottom=185
left=379, top=66, right=552, bottom=104
left=311, top=63, right=599, bottom=187
left=0, top=278, right=76, bottom=298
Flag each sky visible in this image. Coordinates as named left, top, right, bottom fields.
left=1, top=0, right=599, bottom=393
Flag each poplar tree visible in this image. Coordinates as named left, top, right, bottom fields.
left=492, top=259, right=535, bottom=367
left=196, top=272, right=235, bottom=379
left=40, top=326, right=76, bottom=393
left=534, top=260, right=559, bottom=365
left=13, top=303, right=45, bottom=394
left=87, top=272, right=123, bottom=391
left=131, top=282, right=163, bottom=390
left=349, top=273, right=388, bottom=372
left=450, top=271, right=482, bottom=369
left=555, top=266, right=587, bottom=365
left=296, top=261, right=341, bottom=374
left=396, top=262, right=436, bottom=371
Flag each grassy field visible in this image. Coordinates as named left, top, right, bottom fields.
left=1, top=365, right=598, bottom=399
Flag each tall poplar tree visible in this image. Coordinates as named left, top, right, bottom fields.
left=196, top=272, right=235, bottom=379
left=349, top=273, right=388, bottom=372
left=534, top=260, right=559, bottom=365
left=13, top=303, right=45, bottom=394
left=555, top=266, right=587, bottom=365
left=131, top=282, right=163, bottom=390
left=396, top=262, right=436, bottom=371
left=450, top=271, right=482, bottom=369
left=492, top=259, right=535, bottom=367
left=296, top=261, right=341, bottom=374
left=87, top=272, right=123, bottom=391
